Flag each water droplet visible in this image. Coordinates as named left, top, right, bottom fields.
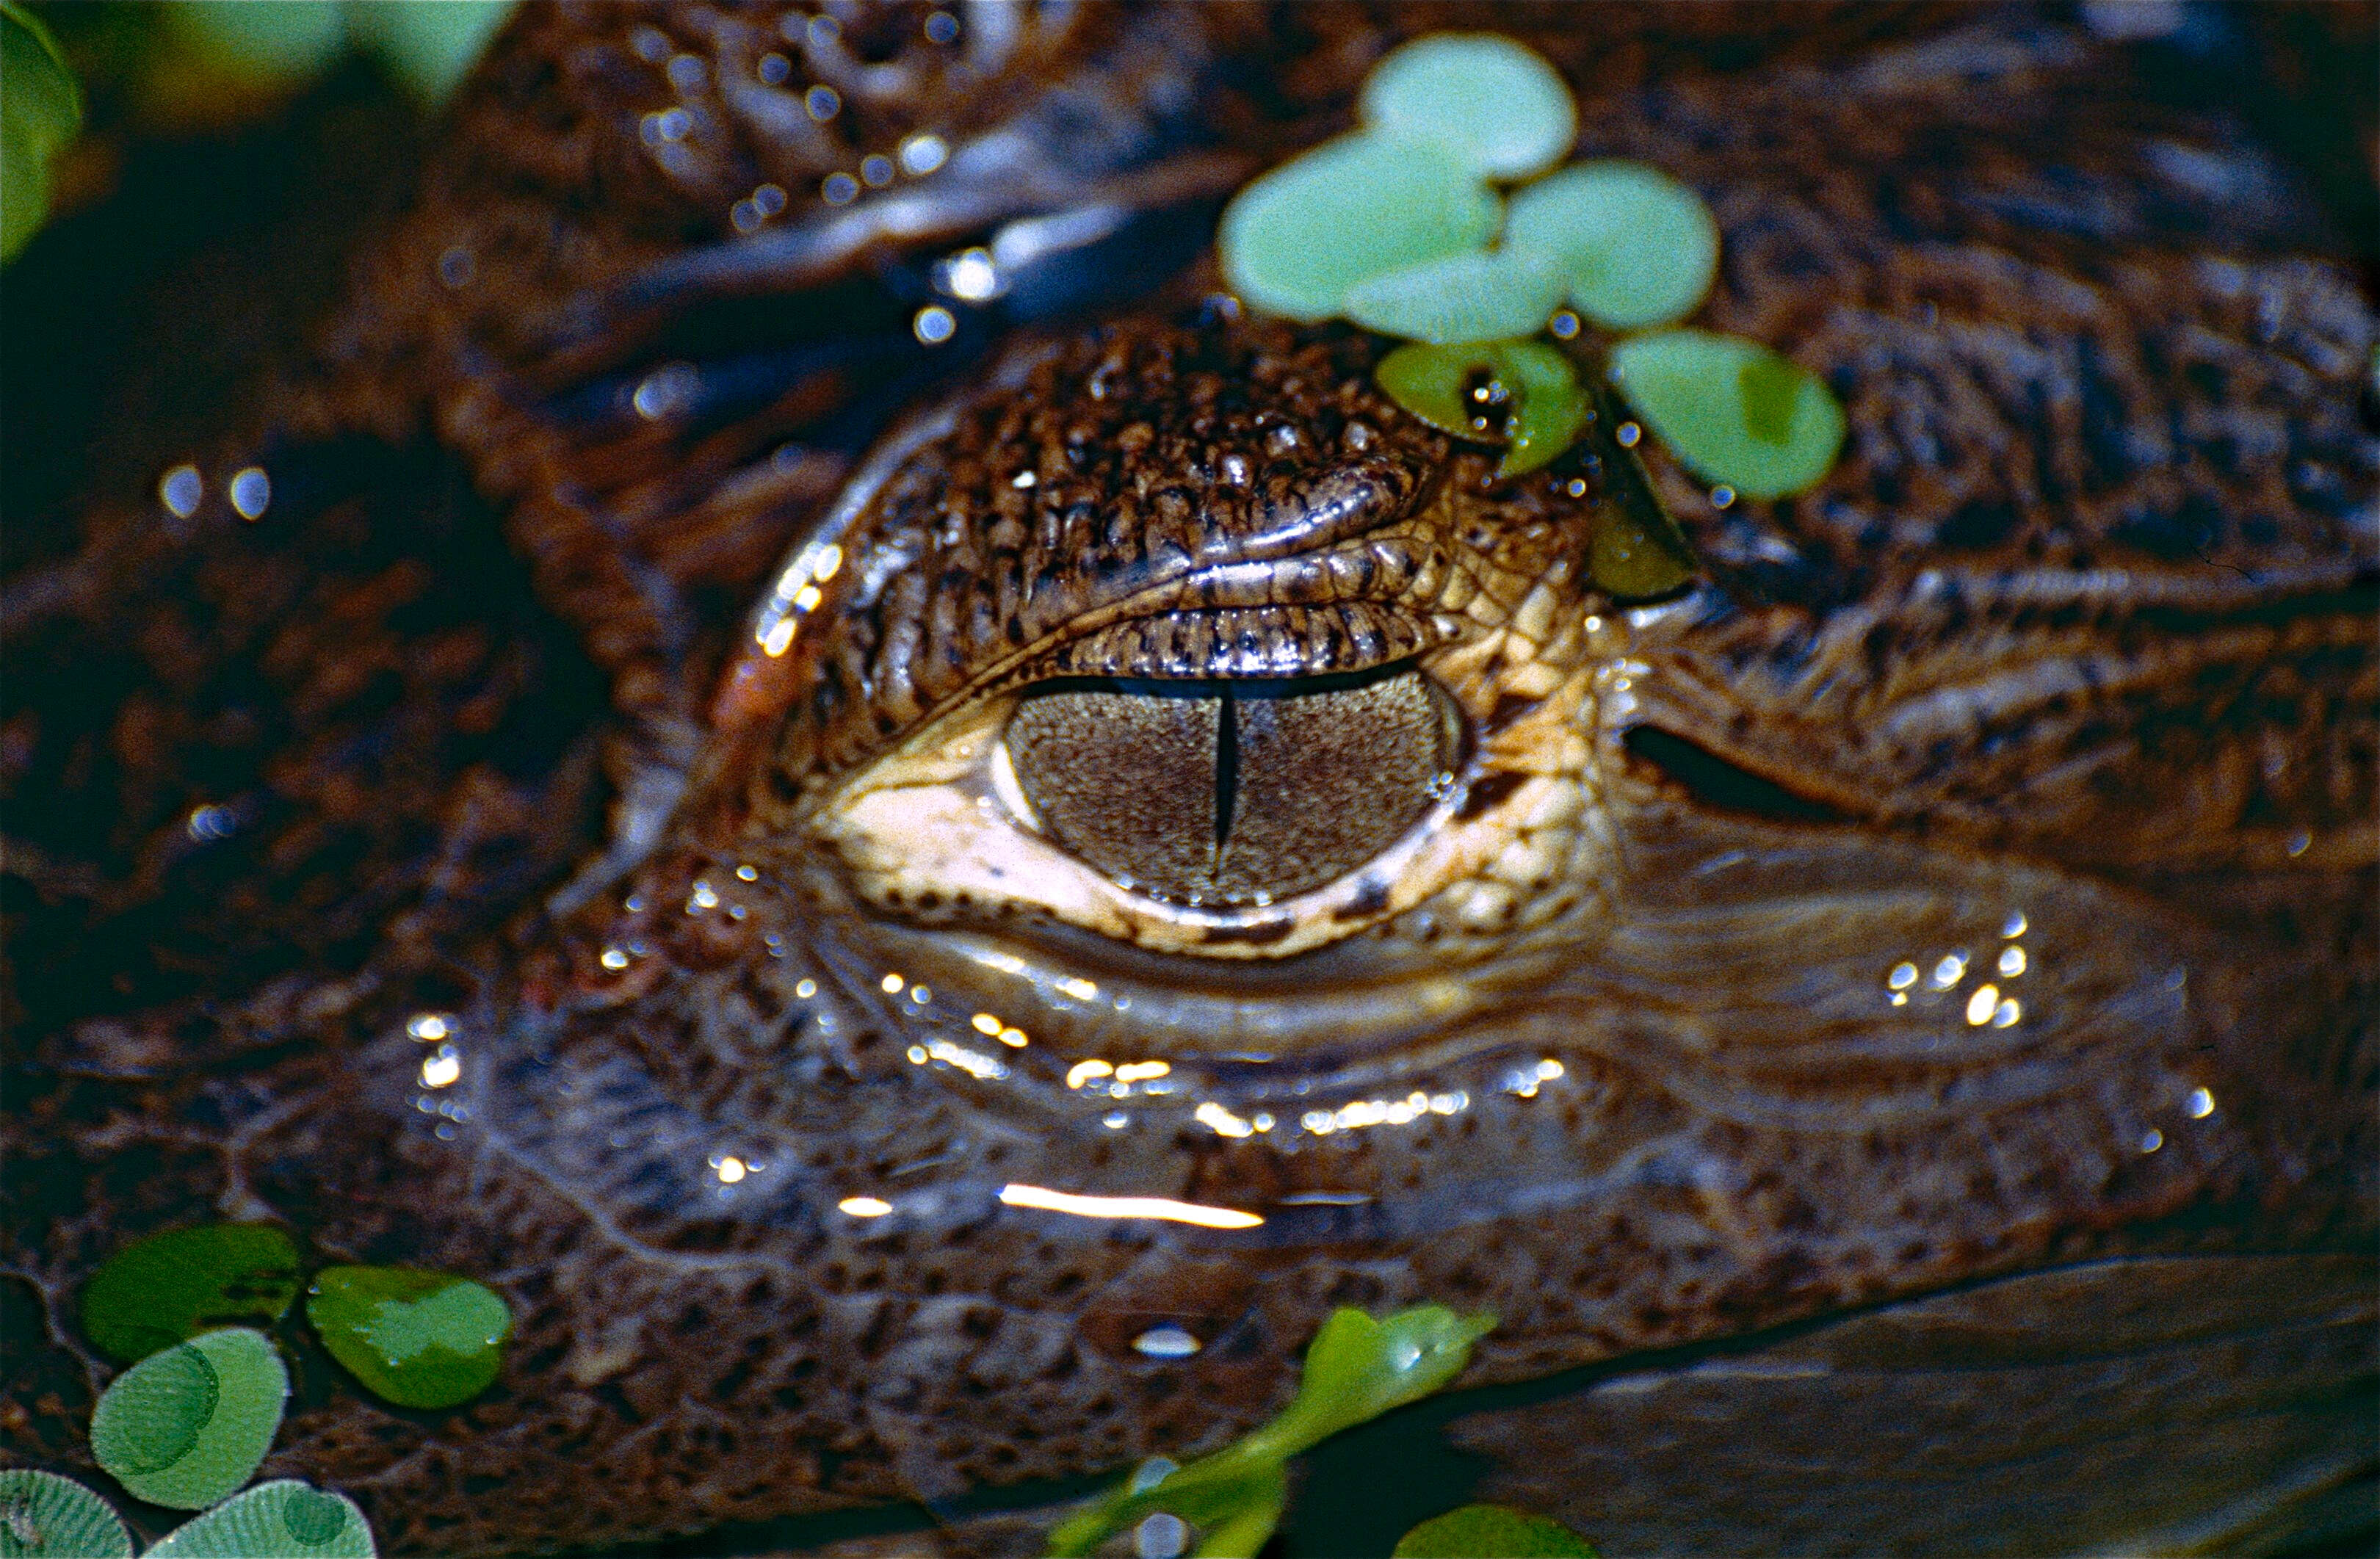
left=228, top=468, right=271, bottom=521
left=806, top=84, right=840, bottom=121
left=924, top=10, right=960, bottom=44
left=899, top=133, right=948, bottom=176
left=939, top=246, right=1000, bottom=301
left=1710, top=484, right=1736, bottom=508
left=1615, top=421, right=1642, bottom=447
left=821, top=172, right=858, bottom=205
left=861, top=153, right=894, bottom=187
left=1135, top=1512, right=1189, bottom=1559
left=185, top=803, right=236, bottom=841
left=914, top=305, right=957, bottom=344
left=757, top=51, right=791, bottom=85
left=1131, top=1324, right=1201, bottom=1359
left=159, top=463, right=203, bottom=518
left=633, top=363, right=699, bottom=421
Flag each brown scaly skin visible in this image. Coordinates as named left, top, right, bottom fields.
left=4, top=4, right=2374, bottom=1555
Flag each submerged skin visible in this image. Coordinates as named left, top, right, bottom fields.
left=4, top=4, right=2375, bottom=1554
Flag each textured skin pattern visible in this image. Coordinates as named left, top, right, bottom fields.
left=4, top=4, right=2375, bottom=1555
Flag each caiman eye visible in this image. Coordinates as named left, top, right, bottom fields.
left=777, top=318, right=1616, bottom=961
left=1001, top=668, right=1460, bottom=906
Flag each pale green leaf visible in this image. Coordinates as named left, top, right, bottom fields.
left=90, top=1328, right=286, bottom=1510
left=1610, top=330, right=1845, bottom=499
left=162, top=1, right=349, bottom=82
left=1220, top=133, right=1497, bottom=321
left=1395, top=1504, right=1599, bottom=1558
left=1361, top=33, right=1576, bottom=180
left=0, top=1470, right=132, bottom=1559
left=346, top=1, right=514, bottom=105
left=1345, top=247, right=1566, bottom=344
left=146, top=1481, right=375, bottom=1558
left=1506, top=161, right=1719, bottom=330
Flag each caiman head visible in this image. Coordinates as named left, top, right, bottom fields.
left=4, top=4, right=2373, bottom=1555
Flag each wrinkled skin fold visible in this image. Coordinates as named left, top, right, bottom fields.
left=3, top=4, right=2374, bottom=1555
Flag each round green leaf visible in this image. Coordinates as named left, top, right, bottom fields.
left=1361, top=33, right=1577, bottom=180
left=81, top=1223, right=301, bottom=1364
left=1220, top=133, right=1498, bottom=322
left=1506, top=161, right=1719, bottom=330
left=1345, top=247, right=1566, bottom=345
left=1609, top=330, right=1845, bottom=499
left=1395, top=1505, right=1599, bottom=1558
left=1375, top=341, right=1588, bottom=477
left=1, top=1, right=82, bottom=262
left=145, top=1481, right=375, bottom=1558
left=90, top=1328, right=287, bottom=1510
left=0, top=1470, right=132, bottom=1559
left=162, top=1, right=349, bottom=83
left=0, top=4, right=78, bottom=159
left=347, top=0, right=513, bottom=106
left=307, top=1267, right=511, bottom=1410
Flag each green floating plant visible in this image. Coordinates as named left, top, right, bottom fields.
left=0, top=1470, right=133, bottom=1559
left=1395, top=1504, right=1599, bottom=1558
left=160, top=0, right=513, bottom=104
left=90, top=1328, right=287, bottom=1510
left=1608, top=330, right=1846, bottom=500
left=1047, top=1304, right=1496, bottom=1559
left=1360, top=32, right=1577, bottom=181
left=146, top=1480, right=376, bottom=1558
left=1220, top=134, right=1497, bottom=322
left=306, top=1267, right=512, bottom=1411
left=1585, top=383, right=1699, bottom=601
left=340, top=1, right=513, bottom=103
left=1218, top=29, right=1848, bottom=504
left=1, top=2, right=82, bottom=262
left=1346, top=247, right=1568, bottom=347
left=81, top=1223, right=302, bottom=1365
left=1505, top=161, right=1718, bottom=331
left=1376, top=341, right=1587, bottom=478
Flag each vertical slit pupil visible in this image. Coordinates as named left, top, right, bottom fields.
left=1214, top=684, right=1240, bottom=853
